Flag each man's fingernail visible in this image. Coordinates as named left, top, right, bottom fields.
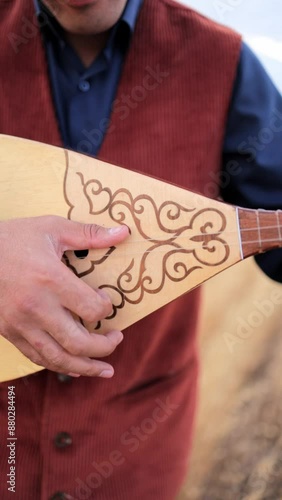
left=116, top=332, right=124, bottom=344
left=100, top=368, right=114, bottom=378
left=107, top=330, right=123, bottom=344
left=108, top=226, right=122, bottom=234
left=68, top=373, right=81, bottom=378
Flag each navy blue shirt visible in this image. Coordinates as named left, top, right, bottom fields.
left=35, top=0, right=282, bottom=282
left=36, top=0, right=143, bottom=154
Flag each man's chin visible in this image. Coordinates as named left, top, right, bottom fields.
left=41, top=0, right=128, bottom=36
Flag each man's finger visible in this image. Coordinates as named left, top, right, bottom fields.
left=21, top=304, right=124, bottom=359
left=14, top=331, right=117, bottom=378
left=55, top=218, right=130, bottom=252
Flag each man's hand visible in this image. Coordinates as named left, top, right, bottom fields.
left=0, top=216, right=129, bottom=378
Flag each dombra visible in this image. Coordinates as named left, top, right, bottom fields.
left=0, top=135, right=281, bottom=382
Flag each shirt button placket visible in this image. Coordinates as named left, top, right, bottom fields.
left=43, top=373, right=77, bottom=499
left=78, top=80, right=90, bottom=92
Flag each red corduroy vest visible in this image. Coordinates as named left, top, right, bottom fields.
left=0, top=1, right=241, bottom=498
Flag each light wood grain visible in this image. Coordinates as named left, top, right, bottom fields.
left=0, top=135, right=243, bottom=381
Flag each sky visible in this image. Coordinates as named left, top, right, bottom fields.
left=178, top=0, right=282, bottom=92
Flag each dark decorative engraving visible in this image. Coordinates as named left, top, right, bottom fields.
left=63, top=154, right=230, bottom=329
left=63, top=247, right=116, bottom=279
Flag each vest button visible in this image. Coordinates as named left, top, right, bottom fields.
left=54, top=432, right=73, bottom=449
left=49, top=492, right=71, bottom=500
left=78, top=80, right=90, bottom=92
left=56, top=373, right=73, bottom=383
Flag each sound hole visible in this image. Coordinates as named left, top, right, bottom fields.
left=74, top=250, right=89, bottom=259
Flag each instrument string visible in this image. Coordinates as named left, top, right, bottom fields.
left=72, top=236, right=282, bottom=262
left=100, top=223, right=282, bottom=245
left=72, top=224, right=282, bottom=259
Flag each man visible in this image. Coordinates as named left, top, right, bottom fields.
left=0, top=0, right=281, bottom=499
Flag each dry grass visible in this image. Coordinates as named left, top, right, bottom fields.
left=178, top=258, right=282, bottom=500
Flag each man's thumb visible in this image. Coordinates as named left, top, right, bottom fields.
left=57, top=219, right=130, bottom=252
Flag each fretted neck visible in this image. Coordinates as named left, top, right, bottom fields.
left=237, top=207, right=282, bottom=258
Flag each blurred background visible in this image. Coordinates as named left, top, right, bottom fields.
left=181, top=0, right=282, bottom=92
left=175, top=1, right=282, bottom=499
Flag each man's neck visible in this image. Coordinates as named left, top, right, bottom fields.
left=64, top=31, right=111, bottom=68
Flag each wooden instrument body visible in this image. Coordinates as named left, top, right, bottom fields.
left=0, top=135, right=274, bottom=381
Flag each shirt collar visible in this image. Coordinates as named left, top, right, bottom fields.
left=121, top=0, right=143, bottom=33
left=34, top=0, right=143, bottom=49
left=34, top=0, right=65, bottom=43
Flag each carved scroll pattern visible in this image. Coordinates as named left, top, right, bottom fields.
left=65, top=172, right=230, bottom=328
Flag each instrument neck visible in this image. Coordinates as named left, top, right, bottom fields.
left=237, top=207, right=282, bottom=259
